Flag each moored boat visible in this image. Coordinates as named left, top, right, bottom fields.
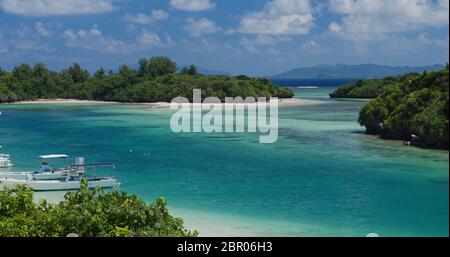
left=0, top=154, right=113, bottom=180
left=0, top=154, right=13, bottom=168
left=0, top=176, right=120, bottom=191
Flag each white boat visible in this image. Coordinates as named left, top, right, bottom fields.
left=0, top=154, right=71, bottom=180
left=0, top=154, right=13, bottom=168
left=0, top=153, right=119, bottom=191
left=0, top=154, right=112, bottom=180
left=0, top=176, right=120, bottom=191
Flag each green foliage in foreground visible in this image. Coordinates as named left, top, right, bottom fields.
left=358, top=67, right=449, bottom=149
left=0, top=57, right=293, bottom=103
left=0, top=180, right=198, bottom=237
left=329, top=73, right=421, bottom=99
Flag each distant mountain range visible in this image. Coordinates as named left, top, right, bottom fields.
left=269, top=64, right=445, bottom=79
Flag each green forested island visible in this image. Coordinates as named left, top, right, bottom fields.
left=329, top=73, right=421, bottom=99
left=351, top=66, right=449, bottom=149
left=0, top=181, right=197, bottom=237
left=0, top=57, right=294, bottom=103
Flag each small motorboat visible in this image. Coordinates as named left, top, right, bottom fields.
left=0, top=176, right=120, bottom=191
left=0, top=154, right=119, bottom=191
left=0, top=154, right=113, bottom=180
left=0, top=154, right=13, bottom=168
left=0, top=154, right=72, bottom=179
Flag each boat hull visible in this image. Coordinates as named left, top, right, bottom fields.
left=0, top=170, right=82, bottom=180
left=0, top=172, right=67, bottom=180
left=0, top=178, right=119, bottom=191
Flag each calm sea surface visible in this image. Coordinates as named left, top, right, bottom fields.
left=0, top=83, right=448, bottom=236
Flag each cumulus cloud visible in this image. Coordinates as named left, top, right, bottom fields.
left=62, top=25, right=165, bottom=53
left=239, top=35, right=292, bottom=53
left=35, top=22, right=53, bottom=37
left=62, top=25, right=129, bottom=52
left=124, top=9, right=169, bottom=25
left=170, top=0, right=214, bottom=12
left=13, top=40, right=50, bottom=51
left=238, top=0, right=314, bottom=35
left=183, top=17, right=220, bottom=37
left=0, top=0, right=115, bottom=16
left=328, top=0, right=450, bottom=40
left=137, top=30, right=162, bottom=47
left=240, top=35, right=284, bottom=46
left=301, top=40, right=320, bottom=49
left=0, top=24, right=53, bottom=52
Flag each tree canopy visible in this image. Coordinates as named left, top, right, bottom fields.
left=358, top=67, right=449, bottom=149
left=0, top=181, right=198, bottom=237
left=0, top=57, right=293, bottom=103
left=329, top=73, right=421, bottom=99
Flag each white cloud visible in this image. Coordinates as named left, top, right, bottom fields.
left=35, top=22, right=53, bottom=37
left=124, top=9, right=169, bottom=25
left=0, top=0, right=114, bottom=16
left=301, top=40, right=320, bottom=49
left=137, top=29, right=162, bottom=47
left=239, top=35, right=292, bottom=53
left=238, top=0, right=314, bottom=35
left=13, top=40, right=50, bottom=51
left=1, top=24, right=53, bottom=51
left=180, top=38, right=231, bottom=54
left=328, top=22, right=341, bottom=33
left=170, top=0, right=214, bottom=12
left=239, top=34, right=293, bottom=54
left=165, top=35, right=177, bottom=47
left=328, top=0, right=450, bottom=40
left=62, top=25, right=166, bottom=53
left=240, top=35, right=281, bottom=46
left=63, top=25, right=129, bottom=52
left=183, top=17, right=219, bottom=37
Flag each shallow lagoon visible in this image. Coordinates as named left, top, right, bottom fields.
left=0, top=87, right=448, bottom=236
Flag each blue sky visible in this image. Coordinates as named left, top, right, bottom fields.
left=0, top=0, right=448, bottom=76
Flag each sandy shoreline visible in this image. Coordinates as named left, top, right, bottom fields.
left=13, top=99, right=118, bottom=105
left=10, top=98, right=322, bottom=107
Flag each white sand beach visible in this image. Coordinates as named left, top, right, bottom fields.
left=15, top=99, right=117, bottom=105
left=12, top=98, right=322, bottom=108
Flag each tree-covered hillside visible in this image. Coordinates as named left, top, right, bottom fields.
left=358, top=66, right=449, bottom=149
left=0, top=57, right=294, bottom=103
left=329, top=73, right=421, bottom=99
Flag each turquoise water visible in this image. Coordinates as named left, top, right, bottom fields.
left=0, top=87, right=448, bottom=236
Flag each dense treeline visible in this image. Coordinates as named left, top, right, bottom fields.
left=329, top=73, right=421, bottom=99
left=0, top=181, right=198, bottom=237
left=358, top=66, right=449, bottom=149
left=0, top=57, right=293, bottom=103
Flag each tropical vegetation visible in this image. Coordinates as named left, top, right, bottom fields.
left=0, top=57, right=293, bottom=103
left=0, top=181, right=198, bottom=237
left=329, top=73, right=421, bottom=99
left=357, top=66, right=449, bottom=149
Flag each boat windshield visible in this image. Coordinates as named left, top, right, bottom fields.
left=37, top=154, right=69, bottom=173
left=39, top=161, right=51, bottom=173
